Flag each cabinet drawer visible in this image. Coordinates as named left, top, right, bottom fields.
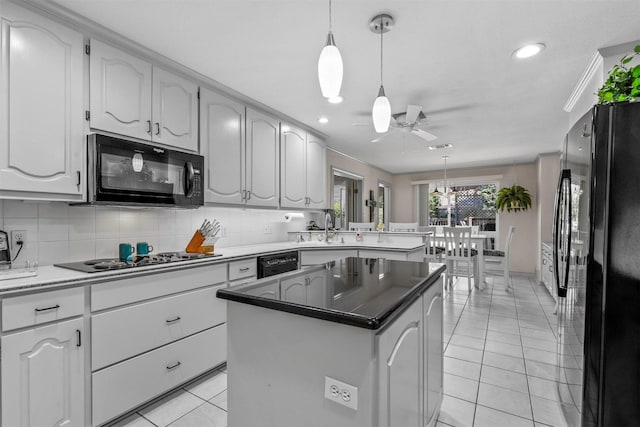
left=228, top=258, right=256, bottom=281
left=92, top=263, right=226, bottom=311
left=2, top=287, right=84, bottom=331
left=92, top=325, right=226, bottom=426
left=92, top=286, right=225, bottom=370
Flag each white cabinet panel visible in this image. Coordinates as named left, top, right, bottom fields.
left=281, top=276, right=307, bottom=304
left=152, top=67, right=198, bottom=151
left=1, top=318, right=84, bottom=427
left=200, top=88, right=245, bottom=204
left=281, top=125, right=327, bottom=209
left=90, top=39, right=153, bottom=141
left=377, top=298, right=422, bottom=427
left=0, top=2, right=84, bottom=198
left=423, top=283, right=443, bottom=426
left=280, top=125, right=307, bottom=209
left=306, top=133, right=327, bottom=209
left=246, top=108, right=279, bottom=207
left=228, top=258, right=257, bottom=281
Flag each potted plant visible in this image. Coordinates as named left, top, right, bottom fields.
left=598, top=44, right=640, bottom=104
left=495, top=185, right=532, bottom=212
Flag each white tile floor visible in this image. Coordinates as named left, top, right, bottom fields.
left=108, top=274, right=579, bottom=427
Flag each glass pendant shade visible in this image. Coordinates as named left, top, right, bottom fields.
left=318, top=33, right=343, bottom=98
left=372, top=86, right=391, bottom=133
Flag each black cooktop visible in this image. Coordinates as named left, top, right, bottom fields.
left=55, top=252, right=222, bottom=273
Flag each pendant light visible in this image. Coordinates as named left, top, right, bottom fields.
left=443, top=155, right=449, bottom=195
left=370, top=14, right=393, bottom=133
left=318, top=0, right=343, bottom=99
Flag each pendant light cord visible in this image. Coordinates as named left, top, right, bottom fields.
left=380, top=17, right=384, bottom=86
left=329, top=0, right=332, bottom=31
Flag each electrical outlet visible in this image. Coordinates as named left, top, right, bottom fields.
left=324, top=376, right=358, bottom=410
left=11, top=230, right=27, bottom=250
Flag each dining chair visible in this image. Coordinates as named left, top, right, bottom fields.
left=483, top=226, right=515, bottom=291
left=348, top=222, right=375, bottom=231
left=423, top=226, right=445, bottom=262
left=443, top=226, right=478, bottom=292
left=389, top=222, right=419, bottom=232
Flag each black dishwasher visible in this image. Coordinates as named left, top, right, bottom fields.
left=257, top=251, right=299, bottom=278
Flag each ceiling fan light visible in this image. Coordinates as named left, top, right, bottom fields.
left=318, top=32, right=343, bottom=98
left=372, top=86, right=391, bottom=133
left=328, top=95, right=343, bottom=104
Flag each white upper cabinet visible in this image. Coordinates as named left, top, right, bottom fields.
left=200, top=89, right=280, bottom=207
left=200, top=88, right=245, bottom=204
left=90, top=40, right=198, bottom=151
left=281, top=124, right=327, bottom=209
left=151, top=67, right=198, bottom=151
left=306, top=132, right=327, bottom=209
left=90, top=39, right=152, bottom=141
left=0, top=2, right=84, bottom=199
left=246, top=108, right=279, bottom=207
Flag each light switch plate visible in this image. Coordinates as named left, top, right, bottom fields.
left=324, top=376, right=358, bottom=410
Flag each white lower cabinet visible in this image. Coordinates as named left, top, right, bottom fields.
left=377, top=297, right=422, bottom=427
left=92, top=325, right=226, bottom=426
left=423, top=280, right=443, bottom=427
left=92, top=286, right=225, bottom=370
left=1, top=317, right=85, bottom=427
left=376, top=276, right=443, bottom=427
left=281, top=269, right=327, bottom=307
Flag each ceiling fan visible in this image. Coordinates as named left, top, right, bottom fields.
left=371, top=105, right=438, bottom=143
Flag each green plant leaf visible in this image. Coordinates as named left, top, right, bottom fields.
left=633, top=67, right=640, bottom=78
left=635, top=45, right=640, bottom=53
left=622, top=56, right=633, bottom=64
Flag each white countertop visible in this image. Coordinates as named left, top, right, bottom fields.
left=0, top=240, right=426, bottom=296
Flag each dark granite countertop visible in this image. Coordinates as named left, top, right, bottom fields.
left=217, top=257, right=446, bottom=330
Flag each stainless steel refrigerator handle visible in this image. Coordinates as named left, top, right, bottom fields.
left=553, top=169, right=571, bottom=298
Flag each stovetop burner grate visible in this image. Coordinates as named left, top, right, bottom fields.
left=55, top=252, right=221, bottom=273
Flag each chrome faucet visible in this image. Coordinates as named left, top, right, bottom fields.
left=325, top=212, right=333, bottom=243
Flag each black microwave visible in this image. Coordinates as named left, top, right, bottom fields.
left=84, top=134, right=204, bottom=208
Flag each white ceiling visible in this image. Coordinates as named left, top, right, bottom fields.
left=49, top=0, right=640, bottom=174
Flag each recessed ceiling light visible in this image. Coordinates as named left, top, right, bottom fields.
left=328, top=96, right=343, bottom=104
left=318, top=117, right=329, bottom=124
left=428, top=143, right=453, bottom=150
left=512, top=43, right=546, bottom=59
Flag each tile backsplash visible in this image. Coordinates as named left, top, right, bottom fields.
left=0, top=200, right=312, bottom=266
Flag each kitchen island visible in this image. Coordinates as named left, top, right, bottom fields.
left=217, top=257, right=445, bottom=427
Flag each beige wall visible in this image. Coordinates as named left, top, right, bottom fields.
left=392, top=163, right=538, bottom=274
left=326, top=149, right=394, bottom=225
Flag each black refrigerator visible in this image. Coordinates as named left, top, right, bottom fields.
left=555, top=102, right=640, bottom=427
left=583, top=101, right=640, bottom=426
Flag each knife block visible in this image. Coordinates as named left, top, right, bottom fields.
left=185, top=230, right=217, bottom=254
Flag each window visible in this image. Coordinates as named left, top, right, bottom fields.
left=378, top=180, right=391, bottom=230
left=332, top=168, right=363, bottom=230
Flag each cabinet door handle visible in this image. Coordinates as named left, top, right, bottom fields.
left=166, top=316, right=181, bottom=324
left=155, top=122, right=161, bottom=136
left=239, top=267, right=250, bottom=272
left=76, top=329, right=82, bottom=347
left=35, top=304, right=60, bottom=313
left=166, top=361, right=181, bottom=371
left=246, top=191, right=251, bottom=200
left=147, top=120, right=152, bottom=134
left=76, top=171, right=81, bottom=189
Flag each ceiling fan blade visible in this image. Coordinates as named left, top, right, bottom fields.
left=351, top=123, right=370, bottom=127
left=371, top=129, right=398, bottom=143
left=405, top=105, right=422, bottom=124
left=412, top=128, right=438, bottom=142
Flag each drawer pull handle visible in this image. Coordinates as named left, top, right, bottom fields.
left=166, top=316, right=181, bottom=324
left=35, top=304, right=60, bottom=313
left=76, top=329, right=82, bottom=347
left=166, top=361, right=181, bottom=371
left=239, top=267, right=250, bottom=272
